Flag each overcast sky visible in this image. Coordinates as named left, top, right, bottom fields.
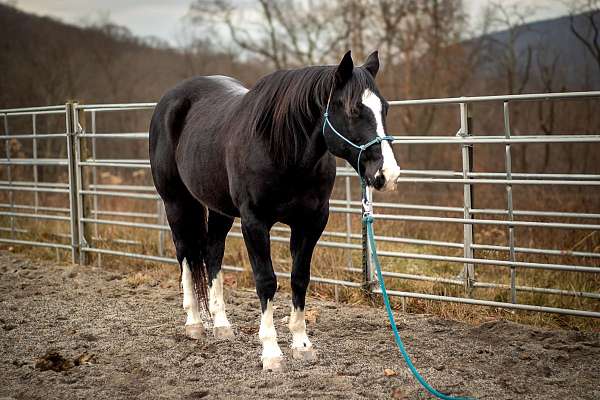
left=12, top=0, right=570, bottom=46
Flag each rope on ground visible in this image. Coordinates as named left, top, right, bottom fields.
left=364, top=214, right=475, bottom=400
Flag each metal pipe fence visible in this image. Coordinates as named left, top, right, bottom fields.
left=1, top=91, right=599, bottom=319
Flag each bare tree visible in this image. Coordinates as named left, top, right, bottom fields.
left=481, top=2, right=537, bottom=171
left=534, top=40, right=565, bottom=171
left=566, top=0, right=600, bottom=173
left=569, top=0, right=600, bottom=73
left=377, top=0, right=476, bottom=167
left=190, top=0, right=352, bottom=68
left=482, top=2, right=535, bottom=95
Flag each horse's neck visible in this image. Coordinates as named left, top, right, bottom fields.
left=295, top=85, right=331, bottom=165
left=245, top=76, right=331, bottom=170
left=295, top=122, right=329, bottom=170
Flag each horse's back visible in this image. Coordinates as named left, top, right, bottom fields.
left=149, top=75, right=246, bottom=213
left=150, top=75, right=246, bottom=152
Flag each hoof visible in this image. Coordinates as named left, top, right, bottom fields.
left=185, top=324, right=206, bottom=340
left=292, top=346, right=317, bottom=361
left=213, top=325, right=234, bottom=340
left=262, top=356, right=284, bottom=372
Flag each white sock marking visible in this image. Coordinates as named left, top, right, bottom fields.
left=259, top=300, right=283, bottom=359
left=288, top=306, right=312, bottom=349
left=209, top=271, right=231, bottom=328
left=181, top=258, right=203, bottom=326
left=361, top=89, right=401, bottom=191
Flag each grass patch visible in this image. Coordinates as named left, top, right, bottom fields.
left=1, top=195, right=599, bottom=333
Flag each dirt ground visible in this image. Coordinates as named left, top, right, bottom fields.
left=1, top=250, right=599, bottom=399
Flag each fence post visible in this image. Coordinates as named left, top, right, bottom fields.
left=3, top=112, right=16, bottom=239
left=65, top=101, right=81, bottom=264
left=32, top=114, right=39, bottom=213
left=503, top=102, right=517, bottom=304
left=91, top=110, right=101, bottom=267
left=458, top=102, right=475, bottom=295
left=72, top=102, right=92, bottom=265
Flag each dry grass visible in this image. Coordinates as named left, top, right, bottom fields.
left=2, top=207, right=599, bottom=333
left=1, top=179, right=599, bottom=333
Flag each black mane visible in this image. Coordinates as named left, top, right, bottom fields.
left=243, top=65, right=378, bottom=166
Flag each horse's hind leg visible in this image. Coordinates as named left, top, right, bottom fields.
left=205, top=210, right=234, bottom=339
left=288, top=210, right=328, bottom=361
left=163, top=196, right=209, bottom=339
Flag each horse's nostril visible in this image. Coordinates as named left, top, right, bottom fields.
left=373, top=173, right=386, bottom=190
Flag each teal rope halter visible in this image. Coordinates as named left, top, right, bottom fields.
left=322, top=91, right=394, bottom=179
left=322, top=90, right=473, bottom=400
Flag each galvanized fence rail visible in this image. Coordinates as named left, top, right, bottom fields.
left=1, top=91, right=599, bottom=319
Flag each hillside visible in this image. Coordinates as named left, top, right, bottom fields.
left=0, top=3, right=263, bottom=109
left=2, top=3, right=599, bottom=108
left=0, top=3, right=598, bottom=175
left=482, top=12, right=600, bottom=89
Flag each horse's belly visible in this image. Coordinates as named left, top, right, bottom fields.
left=176, top=142, right=239, bottom=217
left=183, top=172, right=239, bottom=217
left=199, top=192, right=240, bottom=218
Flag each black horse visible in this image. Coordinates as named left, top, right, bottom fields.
left=149, top=50, right=400, bottom=371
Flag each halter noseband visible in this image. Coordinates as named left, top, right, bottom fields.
left=322, top=88, right=394, bottom=180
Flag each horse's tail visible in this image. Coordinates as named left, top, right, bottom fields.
left=149, top=91, right=211, bottom=321
left=164, top=97, right=191, bottom=145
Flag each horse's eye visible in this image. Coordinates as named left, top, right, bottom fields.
left=349, top=104, right=363, bottom=118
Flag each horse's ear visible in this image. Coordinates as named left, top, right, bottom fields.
left=335, top=50, right=354, bottom=87
left=363, top=50, right=379, bottom=78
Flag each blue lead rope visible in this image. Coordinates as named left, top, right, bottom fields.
left=364, top=205, right=474, bottom=400
left=322, top=96, right=472, bottom=399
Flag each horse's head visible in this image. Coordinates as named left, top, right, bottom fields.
left=323, top=51, right=400, bottom=192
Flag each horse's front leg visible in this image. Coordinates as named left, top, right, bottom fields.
left=240, top=212, right=283, bottom=371
left=288, top=209, right=328, bottom=361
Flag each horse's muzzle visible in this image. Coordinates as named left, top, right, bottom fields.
left=374, top=165, right=401, bottom=192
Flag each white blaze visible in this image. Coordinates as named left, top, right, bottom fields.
left=259, top=300, right=283, bottom=359
left=288, top=306, right=312, bottom=349
left=181, top=259, right=203, bottom=326
left=361, top=89, right=401, bottom=191
left=209, top=271, right=231, bottom=328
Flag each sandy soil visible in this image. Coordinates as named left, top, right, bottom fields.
left=0, top=250, right=599, bottom=399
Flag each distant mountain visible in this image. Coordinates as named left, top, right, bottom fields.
left=481, top=12, right=599, bottom=89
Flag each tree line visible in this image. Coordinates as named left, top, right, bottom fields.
left=1, top=0, right=599, bottom=175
